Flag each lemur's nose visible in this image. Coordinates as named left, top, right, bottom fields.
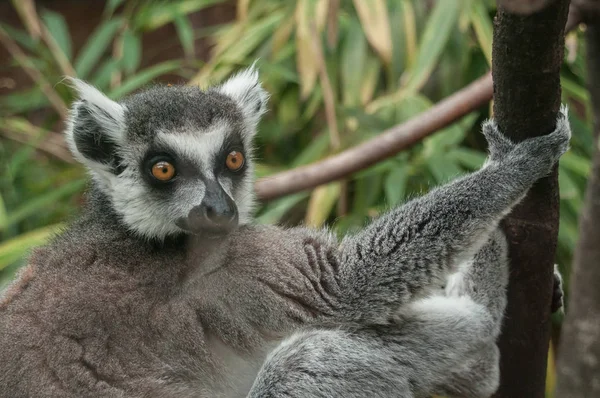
left=181, top=181, right=238, bottom=234
left=203, top=201, right=236, bottom=226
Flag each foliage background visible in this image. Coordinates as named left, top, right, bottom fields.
left=0, top=0, right=592, bottom=395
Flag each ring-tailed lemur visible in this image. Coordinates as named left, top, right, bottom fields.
left=0, top=66, right=569, bottom=398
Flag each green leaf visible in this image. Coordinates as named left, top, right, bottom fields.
left=291, top=133, right=331, bottom=167
left=109, top=61, right=183, bottom=99
left=0, top=195, right=7, bottom=228
left=104, top=0, right=126, bottom=17
left=427, top=154, right=464, bottom=183
left=561, top=76, right=590, bottom=104
left=0, top=224, right=64, bottom=270
left=341, top=19, right=368, bottom=107
left=257, top=192, right=308, bottom=225
left=220, top=12, right=283, bottom=64
left=121, top=29, right=141, bottom=74
left=394, top=94, right=432, bottom=123
left=384, top=165, right=408, bottom=206
left=402, top=0, right=461, bottom=93
left=305, top=183, right=341, bottom=227
left=469, top=1, right=492, bottom=66
left=136, top=0, right=226, bottom=30
left=560, top=152, right=591, bottom=178
left=558, top=169, right=581, bottom=202
left=2, top=180, right=85, bottom=230
left=91, top=59, right=122, bottom=90
left=74, top=19, right=123, bottom=79
left=174, top=14, right=195, bottom=58
left=447, top=148, right=486, bottom=170
left=41, top=9, right=72, bottom=59
left=0, top=23, right=37, bottom=51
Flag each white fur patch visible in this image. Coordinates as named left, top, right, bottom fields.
left=445, top=260, right=472, bottom=297
left=217, top=63, right=269, bottom=130
left=66, top=78, right=125, bottom=142
left=156, top=121, right=228, bottom=172
left=64, top=78, right=126, bottom=178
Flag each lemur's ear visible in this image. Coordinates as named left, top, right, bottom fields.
left=65, top=78, right=126, bottom=174
left=216, top=63, right=269, bottom=130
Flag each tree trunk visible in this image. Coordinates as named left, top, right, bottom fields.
left=491, top=1, right=570, bottom=397
left=555, top=22, right=600, bottom=398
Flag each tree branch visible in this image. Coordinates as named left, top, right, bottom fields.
left=255, top=72, right=493, bottom=201
left=490, top=0, right=571, bottom=397
left=255, top=10, right=581, bottom=202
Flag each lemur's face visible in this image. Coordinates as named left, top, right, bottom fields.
left=65, top=67, right=268, bottom=240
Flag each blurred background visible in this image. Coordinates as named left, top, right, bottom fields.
left=0, top=1, right=591, bottom=395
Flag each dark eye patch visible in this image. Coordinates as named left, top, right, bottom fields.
left=217, top=133, right=247, bottom=176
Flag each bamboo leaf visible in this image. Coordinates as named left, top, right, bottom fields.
left=0, top=224, right=64, bottom=270
left=0, top=195, right=7, bottom=228
left=401, top=0, right=461, bottom=93
left=426, top=155, right=463, bottom=183
left=257, top=192, right=308, bottom=225
left=2, top=180, right=85, bottom=230
left=104, top=0, right=126, bottom=17
left=400, top=0, right=417, bottom=69
left=447, top=148, right=486, bottom=170
left=384, top=165, right=408, bottom=206
left=41, top=9, right=72, bottom=59
left=74, top=18, right=123, bottom=78
left=341, top=20, right=368, bottom=107
left=109, top=61, right=183, bottom=99
left=174, top=14, right=195, bottom=58
left=469, top=1, right=493, bottom=66
left=305, top=182, right=341, bottom=227
left=121, top=29, right=141, bottom=74
left=137, top=0, right=226, bottom=30
left=353, top=0, right=392, bottom=65
left=295, top=0, right=318, bottom=99
left=237, top=0, right=251, bottom=21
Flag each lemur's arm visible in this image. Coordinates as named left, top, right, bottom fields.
left=326, top=108, right=571, bottom=324
left=248, top=229, right=509, bottom=398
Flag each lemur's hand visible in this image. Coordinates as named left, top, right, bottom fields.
left=552, top=264, right=564, bottom=314
left=483, top=105, right=571, bottom=175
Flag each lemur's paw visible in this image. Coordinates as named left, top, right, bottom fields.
left=505, top=105, right=571, bottom=178
left=552, top=264, right=564, bottom=315
left=483, top=105, right=571, bottom=169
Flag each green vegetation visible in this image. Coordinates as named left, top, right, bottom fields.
left=0, top=1, right=592, bottom=393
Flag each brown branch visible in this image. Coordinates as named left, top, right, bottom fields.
left=254, top=7, right=581, bottom=202
left=255, top=72, right=493, bottom=201
left=491, top=0, right=571, bottom=397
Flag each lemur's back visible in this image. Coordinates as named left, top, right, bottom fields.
left=0, top=215, right=339, bottom=398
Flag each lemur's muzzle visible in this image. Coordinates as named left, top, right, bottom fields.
left=176, top=181, right=238, bottom=234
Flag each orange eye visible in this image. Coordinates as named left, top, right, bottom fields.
left=151, top=161, right=176, bottom=181
left=226, top=151, right=245, bottom=171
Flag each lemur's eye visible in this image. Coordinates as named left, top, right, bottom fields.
left=151, top=161, right=176, bottom=181
left=225, top=151, right=245, bottom=172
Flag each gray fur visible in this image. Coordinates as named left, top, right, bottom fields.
left=0, top=69, right=571, bottom=398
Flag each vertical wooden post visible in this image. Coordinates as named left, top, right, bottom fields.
left=491, top=1, right=570, bottom=397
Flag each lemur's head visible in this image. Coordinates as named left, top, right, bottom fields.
left=65, top=66, right=268, bottom=240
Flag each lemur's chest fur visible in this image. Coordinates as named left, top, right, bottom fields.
left=0, top=225, right=325, bottom=397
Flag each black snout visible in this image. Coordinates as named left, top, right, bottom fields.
left=178, top=181, right=238, bottom=234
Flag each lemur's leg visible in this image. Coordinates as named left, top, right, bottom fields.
left=248, top=230, right=509, bottom=398
left=331, top=108, right=570, bottom=323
